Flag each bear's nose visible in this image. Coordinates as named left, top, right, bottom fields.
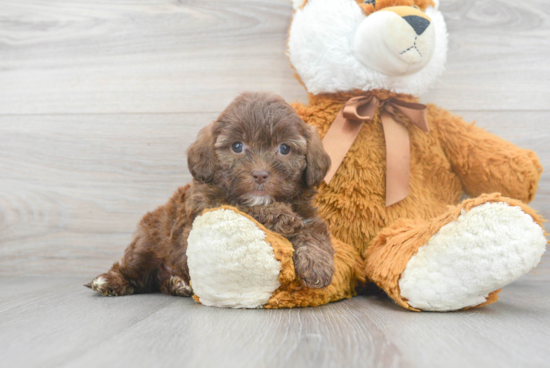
left=403, top=15, right=430, bottom=36
left=251, top=170, right=269, bottom=184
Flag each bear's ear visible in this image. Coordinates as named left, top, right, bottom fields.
left=292, top=0, right=307, bottom=10
left=187, top=123, right=216, bottom=183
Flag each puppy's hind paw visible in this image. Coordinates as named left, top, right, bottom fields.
left=85, top=273, right=134, bottom=297
left=170, top=276, right=193, bottom=297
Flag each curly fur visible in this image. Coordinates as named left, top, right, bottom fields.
left=86, top=92, right=334, bottom=296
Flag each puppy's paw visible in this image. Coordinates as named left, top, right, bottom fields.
left=273, top=212, right=304, bottom=237
left=170, top=276, right=193, bottom=297
left=293, top=247, right=334, bottom=289
left=247, top=203, right=304, bottom=237
left=85, top=273, right=134, bottom=297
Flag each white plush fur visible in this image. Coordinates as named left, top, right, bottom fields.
left=187, top=209, right=281, bottom=308
left=288, top=0, right=448, bottom=96
left=352, top=10, right=436, bottom=76
left=399, top=202, right=547, bottom=312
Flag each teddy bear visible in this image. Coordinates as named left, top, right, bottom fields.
left=186, top=0, right=547, bottom=311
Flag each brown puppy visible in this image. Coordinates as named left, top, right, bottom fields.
left=86, top=92, right=334, bottom=297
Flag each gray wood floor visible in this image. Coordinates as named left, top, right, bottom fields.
left=1, top=261, right=550, bottom=368
left=1, top=0, right=549, bottom=367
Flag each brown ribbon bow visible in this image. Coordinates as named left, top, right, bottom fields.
left=322, top=96, right=429, bottom=207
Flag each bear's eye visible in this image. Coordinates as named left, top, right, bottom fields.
left=231, top=142, right=244, bottom=153
left=363, top=0, right=375, bottom=5
left=279, top=144, right=291, bottom=155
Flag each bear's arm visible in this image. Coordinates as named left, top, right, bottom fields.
left=428, top=104, right=542, bottom=203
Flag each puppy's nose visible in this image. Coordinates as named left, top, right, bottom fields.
left=251, top=170, right=269, bottom=184
left=403, top=15, right=430, bottom=36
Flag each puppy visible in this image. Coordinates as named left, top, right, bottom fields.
left=86, top=92, right=334, bottom=297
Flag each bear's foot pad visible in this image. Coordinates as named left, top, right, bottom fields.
left=399, top=202, right=546, bottom=311
left=187, top=208, right=282, bottom=308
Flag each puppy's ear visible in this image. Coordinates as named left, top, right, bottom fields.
left=187, top=123, right=216, bottom=183
left=304, top=126, right=331, bottom=188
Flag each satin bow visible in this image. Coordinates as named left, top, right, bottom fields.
left=322, top=96, right=429, bottom=207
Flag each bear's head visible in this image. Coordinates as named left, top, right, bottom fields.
left=288, top=0, right=447, bottom=96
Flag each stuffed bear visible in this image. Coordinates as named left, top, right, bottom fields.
left=187, top=0, right=547, bottom=311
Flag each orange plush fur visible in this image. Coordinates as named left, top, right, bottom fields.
left=358, top=0, right=435, bottom=15
left=301, top=0, right=437, bottom=13
left=192, top=206, right=363, bottom=309
left=292, top=89, right=543, bottom=310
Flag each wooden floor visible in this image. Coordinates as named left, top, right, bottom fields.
left=1, top=0, right=549, bottom=367
left=1, top=261, right=550, bottom=368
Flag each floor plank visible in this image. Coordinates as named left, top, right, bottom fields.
left=423, top=0, right=550, bottom=110
left=1, top=0, right=549, bottom=114
left=0, top=277, right=177, bottom=368
left=1, top=111, right=548, bottom=276
left=0, top=0, right=303, bottom=114
left=0, top=114, right=205, bottom=275
left=1, top=260, right=549, bottom=368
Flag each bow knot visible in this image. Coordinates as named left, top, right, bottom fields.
left=322, top=95, right=429, bottom=207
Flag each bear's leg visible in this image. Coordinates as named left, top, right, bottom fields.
left=365, top=193, right=547, bottom=312
left=186, top=207, right=287, bottom=308
left=187, top=206, right=362, bottom=308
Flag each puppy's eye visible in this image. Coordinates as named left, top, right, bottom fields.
left=412, top=5, right=420, bottom=10
left=279, top=144, right=291, bottom=155
left=231, top=142, right=244, bottom=153
left=363, top=0, right=375, bottom=5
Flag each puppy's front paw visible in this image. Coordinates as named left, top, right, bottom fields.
left=85, top=273, right=134, bottom=297
left=247, top=203, right=304, bottom=237
left=293, top=247, right=334, bottom=289
left=273, top=212, right=304, bottom=237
